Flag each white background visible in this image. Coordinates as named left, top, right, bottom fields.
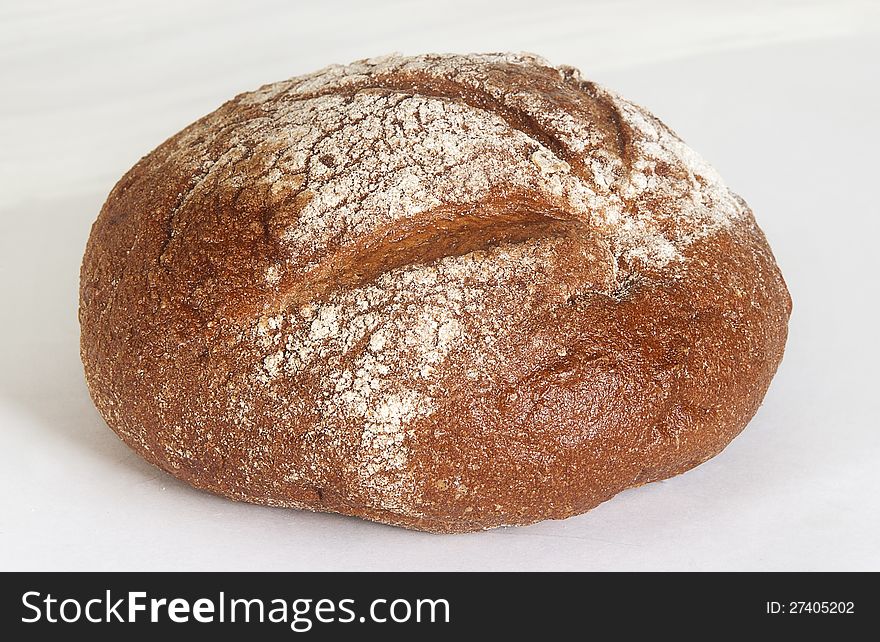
left=2, top=0, right=878, bottom=571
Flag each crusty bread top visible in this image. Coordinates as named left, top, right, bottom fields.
left=85, top=53, right=762, bottom=519
left=159, top=52, right=745, bottom=301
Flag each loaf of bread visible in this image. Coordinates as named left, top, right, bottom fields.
left=80, top=53, right=791, bottom=532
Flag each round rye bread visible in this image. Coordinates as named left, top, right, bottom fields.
left=79, top=53, right=791, bottom=532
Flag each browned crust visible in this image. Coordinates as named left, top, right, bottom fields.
left=79, top=54, right=791, bottom=533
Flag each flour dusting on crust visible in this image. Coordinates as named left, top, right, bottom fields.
left=156, top=53, right=748, bottom=512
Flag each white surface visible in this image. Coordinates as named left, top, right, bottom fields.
left=1, top=0, right=878, bottom=571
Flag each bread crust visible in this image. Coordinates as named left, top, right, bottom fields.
left=80, top=53, right=791, bottom=532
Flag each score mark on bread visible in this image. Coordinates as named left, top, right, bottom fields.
left=273, top=192, right=612, bottom=315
